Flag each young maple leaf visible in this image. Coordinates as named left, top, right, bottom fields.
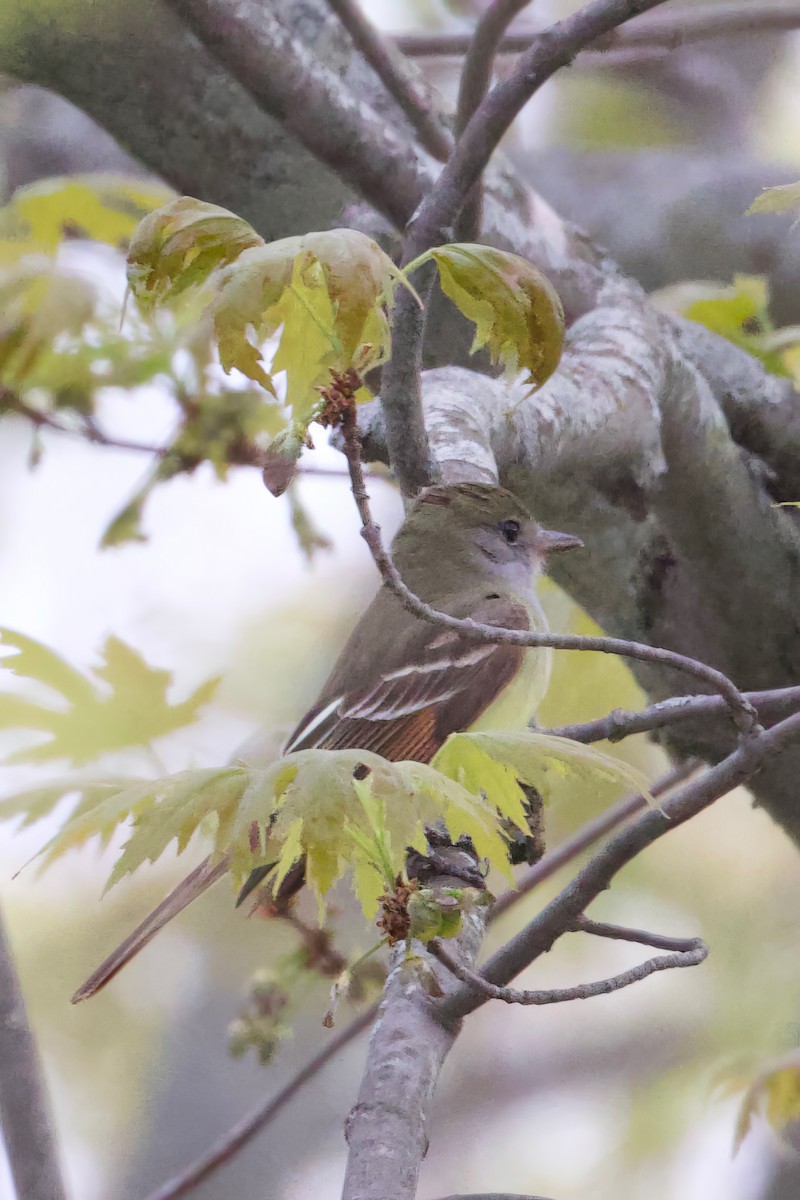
left=0, top=628, right=219, bottom=766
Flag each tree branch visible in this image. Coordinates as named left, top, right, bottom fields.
left=364, top=270, right=437, bottom=495
left=430, top=928, right=707, bottom=1005
left=438, top=707, right=800, bottom=1022
left=381, top=1, right=673, bottom=459
left=341, top=914, right=486, bottom=1200
left=545, top=686, right=800, bottom=746
left=489, top=759, right=698, bottom=922
left=572, top=915, right=702, bottom=950
left=325, top=0, right=453, bottom=162
left=395, top=4, right=800, bottom=58
left=0, top=904, right=68, bottom=1200
left=454, top=0, right=535, bottom=241
left=142, top=1003, right=378, bottom=1200
left=404, top=0, right=673, bottom=261
left=163, top=0, right=433, bottom=230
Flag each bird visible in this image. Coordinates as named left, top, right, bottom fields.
left=72, top=482, right=581, bottom=1002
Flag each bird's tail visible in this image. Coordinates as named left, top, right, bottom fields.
left=71, top=854, right=231, bottom=1003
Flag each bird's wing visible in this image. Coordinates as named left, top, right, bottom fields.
left=74, top=596, right=532, bottom=1000
left=284, top=595, right=530, bottom=764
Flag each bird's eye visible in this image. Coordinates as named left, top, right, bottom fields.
left=500, top=519, right=520, bottom=545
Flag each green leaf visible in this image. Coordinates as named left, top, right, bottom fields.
left=127, top=197, right=407, bottom=421
left=748, top=181, right=800, bottom=222
left=100, top=493, right=150, bottom=548
left=287, top=484, right=333, bottom=560
left=1, top=628, right=96, bottom=708
left=654, top=275, right=793, bottom=377
left=419, top=243, right=564, bottom=388
left=213, top=228, right=405, bottom=414
left=731, top=1053, right=800, bottom=1154
left=9, top=747, right=521, bottom=916
left=105, top=768, right=252, bottom=889
left=126, top=196, right=264, bottom=310
left=0, top=777, right=132, bottom=832
left=267, top=251, right=341, bottom=421
left=0, top=175, right=175, bottom=254
left=0, top=257, right=97, bottom=387
left=434, top=729, right=654, bottom=813
left=0, top=628, right=219, bottom=765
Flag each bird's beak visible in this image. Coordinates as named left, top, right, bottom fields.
left=535, top=528, right=584, bottom=554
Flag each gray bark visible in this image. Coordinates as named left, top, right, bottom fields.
left=342, top=913, right=484, bottom=1200
left=0, top=905, right=68, bottom=1200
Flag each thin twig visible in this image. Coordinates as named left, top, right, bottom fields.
left=434, top=1194, right=556, bottom=1199
left=2, top=395, right=167, bottom=456
left=439, top=707, right=800, bottom=1022
left=403, top=0, right=673, bottom=261
left=0, top=905, right=68, bottom=1200
left=340, top=414, right=758, bottom=736
left=571, top=915, right=703, bottom=952
left=3, top=396, right=384, bottom=482
left=545, top=686, right=800, bottom=746
left=430, top=929, right=707, bottom=1005
left=325, top=0, right=453, bottom=161
left=489, top=759, right=698, bottom=922
left=455, top=0, right=536, bottom=241
left=141, top=1003, right=378, bottom=1200
left=395, top=4, right=800, bottom=58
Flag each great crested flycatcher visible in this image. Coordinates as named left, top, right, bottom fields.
left=73, top=483, right=581, bottom=1002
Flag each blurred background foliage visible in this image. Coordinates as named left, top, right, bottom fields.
left=1, top=2, right=800, bottom=1200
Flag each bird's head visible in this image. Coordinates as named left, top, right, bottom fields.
left=394, top=483, right=582, bottom=597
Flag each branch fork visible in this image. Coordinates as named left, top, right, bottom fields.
left=429, top=917, right=708, bottom=1008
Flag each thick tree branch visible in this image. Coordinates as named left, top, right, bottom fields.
left=341, top=915, right=486, bottom=1200
left=0, top=905, right=68, bottom=1200
left=162, top=0, right=433, bottom=230
left=671, top=318, right=800, bottom=499
left=0, top=0, right=360, bottom=241
left=430, top=929, right=707, bottom=1005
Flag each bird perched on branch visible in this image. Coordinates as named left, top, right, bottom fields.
left=73, top=483, right=581, bottom=1002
